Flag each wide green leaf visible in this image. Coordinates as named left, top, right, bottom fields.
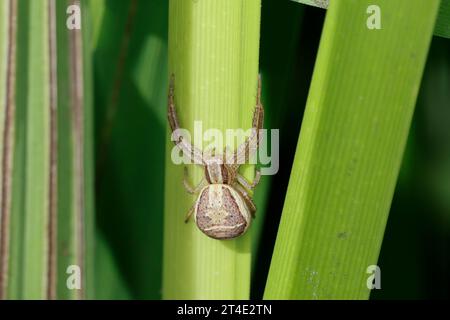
left=265, top=0, right=440, bottom=299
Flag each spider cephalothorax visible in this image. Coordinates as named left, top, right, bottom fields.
left=204, top=159, right=234, bottom=184
left=167, top=75, right=264, bottom=240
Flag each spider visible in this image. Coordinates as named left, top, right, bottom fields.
left=167, top=74, right=264, bottom=240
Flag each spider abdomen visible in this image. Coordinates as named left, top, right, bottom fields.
left=195, top=184, right=251, bottom=240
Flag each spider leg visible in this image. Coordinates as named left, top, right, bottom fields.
left=232, top=75, right=264, bottom=168
left=234, top=183, right=256, bottom=218
left=184, top=202, right=195, bottom=223
left=183, top=166, right=207, bottom=194
left=236, top=170, right=261, bottom=191
left=168, top=74, right=205, bottom=165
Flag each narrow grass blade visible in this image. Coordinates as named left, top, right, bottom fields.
left=0, top=0, right=17, bottom=300
left=55, top=0, right=95, bottom=299
left=1, top=0, right=94, bottom=299
left=265, top=0, right=440, bottom=299
left=21, top=0, right=55, bottom=299
left=164, top=0, right=261, bottom=299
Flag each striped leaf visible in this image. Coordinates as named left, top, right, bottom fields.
left=265, top=0, right=440, bottom=299
left=0, top=0, right=94, bottom=299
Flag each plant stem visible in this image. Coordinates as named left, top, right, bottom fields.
left=164, top=0, right=261, bottom=299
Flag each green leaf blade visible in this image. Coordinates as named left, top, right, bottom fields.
left=0, top=0, right=94, bottom=299
left=265, top=0, right=440, bottom=300
left=22, top=0, right=51, bottom=299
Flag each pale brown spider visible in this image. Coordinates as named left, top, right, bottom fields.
left=167, top=74, right=264, bottom=240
